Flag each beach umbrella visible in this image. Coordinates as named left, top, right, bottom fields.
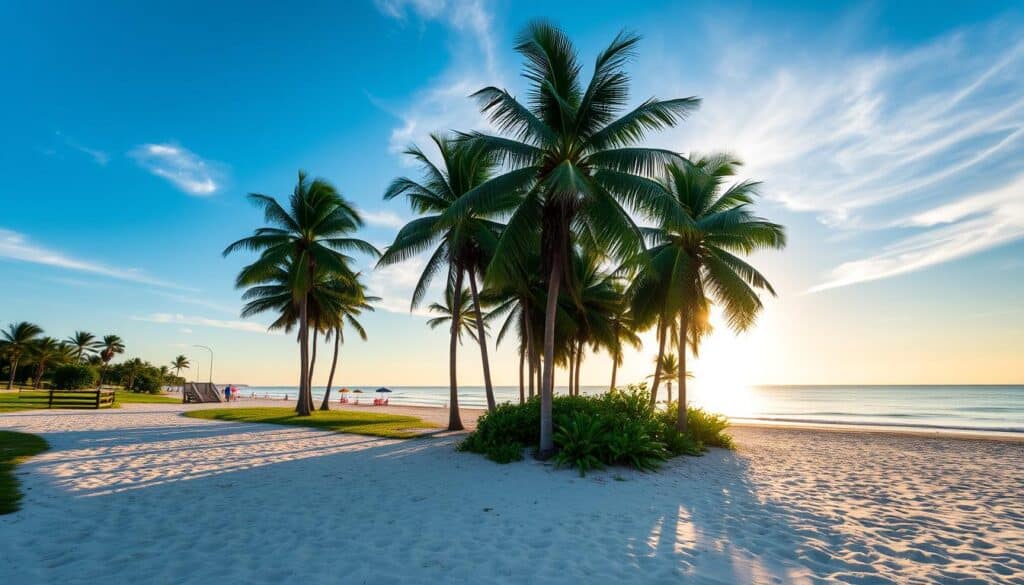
left=376, top=387, right=392, bottom=393
left=353, top=389, right=364, bottom=393
left=340, top=388, right=351, bottom=393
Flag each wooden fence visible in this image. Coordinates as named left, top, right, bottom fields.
left=18, top=389, right=116, bottom=409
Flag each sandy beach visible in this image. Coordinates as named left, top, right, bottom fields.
left=1, top=402, right=1022, bottom=584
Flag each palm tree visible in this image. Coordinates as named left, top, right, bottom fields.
left=319, top=275, right=378, bottom=410
left=171, top=355, right=190, bottom=388
left=448, top=23, right=700, bottom=456
left=426, top=286, right=486, bottom=345
left=651, top=353, right=679, bottom=403
left=28, top=337, right=65, bottom=388
left=1, top=322, right=44, bottom=389
left=98, top=335, right=125, bottom=387
left=379, top=134, right=516, bottom=427
left=605, top=301, right=640, bottom=391
left=225, top=170, right=377, bottom=416
left=65, top=331, right=101, bottom=363
left=648, top=156, right=785, bottom=431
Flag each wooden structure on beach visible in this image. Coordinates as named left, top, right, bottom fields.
left=18, top=389, right=115, bottom=409
left=182, top=382, right=223, bottom=404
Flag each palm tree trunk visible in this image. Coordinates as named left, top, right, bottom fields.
left=296, top=294, right=311, bottom=416
left=538, top=251, right=563, bottom=459
left=676, top=309, right=688, bottom=433
left=34, top=362, right=44, bottom=388
left=574, top=342, right=582, bottom=396
left=447, top=269, right=465, bottom=431
left=468, top=270, right=496, bottom=411
left=7, top=356, right=17, bottom=389
left=667, top=380, right=673, bottom=404
left=648, top=316, right=667, bottom=409
left=320, top=328, right=341, bottom=411
left=609, top=358, right=618, bottom=392
left=524, top=299, right=536, bottom=400
left=308, top=328, right=318, bottom=396
left=518, top=344, right=525, bottom=404
left=567, top=342, right=575, bottom=396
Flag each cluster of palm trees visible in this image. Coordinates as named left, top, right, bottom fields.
left=378, top=23, right=785, bottom=456
left=226, top=23, right=784, bottom=459
left=0, top=324, right=126, bottom=388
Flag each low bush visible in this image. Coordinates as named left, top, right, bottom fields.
left=130, top=370, right=162, bottom=394
left=51, top=364, right=98, bottom=390
left=459, top=384, right=734, bottom=474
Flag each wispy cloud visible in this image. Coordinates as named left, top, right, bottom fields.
left=375, top=0, right=501, bottom=155
left=130, top=142, right=224, bottom=195
left=0, top=228, right=190, bottom=290
left=132, top=313, right=275, bottom=334
left=362, top=209, right=408, bottom=229
left=652, top=19, right=1024, bottom=291
left=55, top=131, right=109, bottom=165
left=364, top=257, right=434, bottom=317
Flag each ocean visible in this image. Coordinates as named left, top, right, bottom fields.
left=237, top=383, right=1024, bottom=435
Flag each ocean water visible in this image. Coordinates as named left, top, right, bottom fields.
left=237, top=384, right=1024, bottom=434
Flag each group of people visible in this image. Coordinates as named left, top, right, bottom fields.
left=223, top=384, right=240, bottom=402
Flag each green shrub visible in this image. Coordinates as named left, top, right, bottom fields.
left=605, top=420, right=667, bottom=471
left=553, top=412, right=605, bottom=476
left=51, top=364, right=98, bottom=390
left=459, top=384, right=733, bottom=473
left=131, top=370, right=162, bottom=394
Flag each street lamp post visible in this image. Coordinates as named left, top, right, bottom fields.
left=193, top=345, right=213, bottom=386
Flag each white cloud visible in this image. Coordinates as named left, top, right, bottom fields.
left=375, top=0, right=501, bottom=155
left=132, top=313, right=276, bottom=334
left=130, top=142, right=224, bottom=195
left=362, top=209, right=408, bottom=229
left=55, top=131, right=109, bottom=165
left=649, top=20, right=1024, bottom=291
left=0, top=228, right=191, bottom=290
left=364, top=256, right=435, bottom=317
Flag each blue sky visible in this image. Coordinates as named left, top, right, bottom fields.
left=1, top=0, right=1022, bottom=386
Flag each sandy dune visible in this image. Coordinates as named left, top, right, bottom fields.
left=1, top=404, right=1022, bottom=584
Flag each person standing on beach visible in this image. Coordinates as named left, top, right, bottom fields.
left=224, top=384, right=232, bottom=402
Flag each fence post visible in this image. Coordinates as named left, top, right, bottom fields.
left=48, top=390, right=54, bottom=409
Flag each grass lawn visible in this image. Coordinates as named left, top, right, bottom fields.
left=184, top=407, right=438, bottom=439
left=0, top=390, right=179, bottom=412
left=0, top=431, right=49, bottom=515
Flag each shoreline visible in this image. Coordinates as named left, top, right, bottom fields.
left=218, top=396, right=1024, bottom=442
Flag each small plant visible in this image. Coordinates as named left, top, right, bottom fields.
left=552, top=412, right=605, bottom=476
left=51, top=364, right=98, bottom=390
left=605, top=421, right=667, bottom=471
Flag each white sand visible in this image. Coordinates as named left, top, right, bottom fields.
left=1, top=403, right=1022, bottom=584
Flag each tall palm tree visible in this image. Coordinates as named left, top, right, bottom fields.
left=171, top=355, right=190, bottom=388
left=379, top=134, right=516, bottom=427
left=29, top=337, right=65, bottom=388
left=605, top=301, right=640, bottom=391
left=98, top=334, right=125, bottom=387
left=648, top=156, right=785, bottom=431
left=319, top=275, right=378, bottom=410
left=448, top=22, right=699, bottom=456
left=65, top=331, right=101, bottom=363
left=225, top=170, right=377, bottom=416
left=652, top=353, right=679, bottom=404
left=1, top=322, right=44, bottom=389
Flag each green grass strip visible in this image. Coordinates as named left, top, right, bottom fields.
left=0, top=431, right=49, bottom=515
left=184, top=407, right=438, bottom=439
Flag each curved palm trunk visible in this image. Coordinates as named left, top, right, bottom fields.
left=34, top=361, right=44, bottom=388
left=675, top=309, right=689, bottom=432
left=667, top=379, right=673, bottom=404
left=296, top=295, right=311, bottom=416
left=538, top=252, right=563, bottom=459
left=320, top=328, right=341, bottom=411
left=447, top=269, right=465, bottom=431
left=524, top=299, right=536, bottom=400
left=468, top=271, right=496, bottom=411
left=307, top=328, right=319, bottom=410
left=518, top=344, right=525, bottom=404
left=609, top=358, right=618, bottom=392
left=7, top=356, right=17, bottom=389
left=648, top=316, right=668, bottom=409
left=574, top=342, right=583, bottom=396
